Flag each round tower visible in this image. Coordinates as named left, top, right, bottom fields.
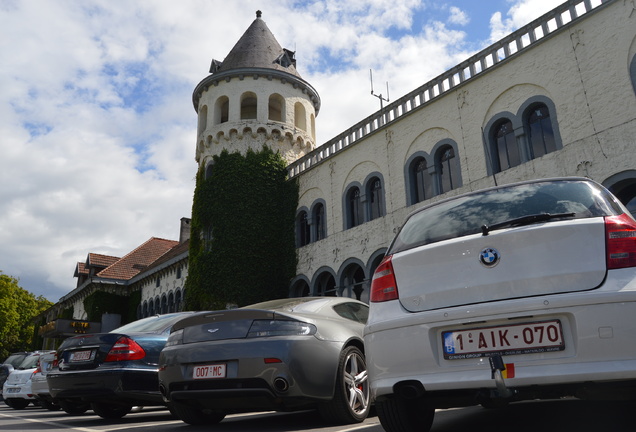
left=193, top=11, right=320, bottom=167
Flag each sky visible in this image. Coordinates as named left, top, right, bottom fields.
left=0, top=0, right=567, bottom=302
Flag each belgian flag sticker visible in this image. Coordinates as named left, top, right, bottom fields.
left=502, top=363, right=515, bottom=379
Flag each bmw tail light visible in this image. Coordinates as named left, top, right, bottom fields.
left=370, top=255, right=399, bottom=302
left=105, top=337, right=146, bottom=362
left=605, top=213, right=636, bottom=269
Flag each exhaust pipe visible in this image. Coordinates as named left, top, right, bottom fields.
left=273, top=377, right=289, bottom=393
left=394, top=381, right=425, bottom=399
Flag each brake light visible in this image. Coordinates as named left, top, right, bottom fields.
left=52, top=352, right=58, bottom=367
left=370, top=255, right=399, bottom=302
left=605, top=213, right=636, bottom=269
left=105, top=337, right=146, bottom=362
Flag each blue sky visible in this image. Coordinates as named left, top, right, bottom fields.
left=0, top=0, right=568, bottom=301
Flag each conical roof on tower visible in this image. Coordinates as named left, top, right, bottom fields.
left=193, top=11, right=320, bottom=114
left=214, top=10, right=302, bottom=79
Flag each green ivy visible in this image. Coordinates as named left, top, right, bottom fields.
left=83, top=291, right=130, bottom=323
left=185, top=146, right=299, bottom=310
left=58, top=307, right=74, bottom=320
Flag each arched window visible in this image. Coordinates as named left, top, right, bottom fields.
left=205, top=163, right=213, bottom=180
left=313, top=203, right=326, bottom=241
left=197, top=105, right=208, bottom=136
left=368, top=178, right=384, bottom=220
left=175, top=290, right=182, bottom=312
left=214, top=96, right=229, bottom=124
left=296, top=210, right=310, bottom=247
left=493, top=119, right=519, bottom=172
left=241, top=92, right=257, bottom=120
left=526, top=104, right=556, bottom=159
left=347, top=187, right=363, bottom=228
left=268, top=94, right=284, bottom=122
left=437, top=145, right=460, bottom=194
left=168, top=292, right=175, bottom=313
left=148, top=299, right=154, bottom=316
left=294, top=102, right=306, bottom=131
left=411, top=157, right=432, bottom=204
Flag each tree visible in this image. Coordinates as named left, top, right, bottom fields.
left=185, top=146, right=299, bottom=310
left=0, top=272, right=53, bottom=359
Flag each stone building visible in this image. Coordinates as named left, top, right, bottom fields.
left=194, top=0, right=636, bottom=304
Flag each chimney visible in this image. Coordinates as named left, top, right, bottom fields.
left=179, top=217, right=191, bottom=243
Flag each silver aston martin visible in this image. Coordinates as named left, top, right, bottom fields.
left=158, top=297, right=370, bottom=425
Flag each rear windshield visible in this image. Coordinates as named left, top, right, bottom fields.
left=390, top=180, right=620, bottom=254
left=18, top=354, right=41, bottom=369
left=112, top=313, right=192, bottom=334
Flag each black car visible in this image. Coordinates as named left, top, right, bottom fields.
left=47, top=313, right=192, bottom=418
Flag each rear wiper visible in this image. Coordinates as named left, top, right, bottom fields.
left=481, top=212, right=575, bottom=236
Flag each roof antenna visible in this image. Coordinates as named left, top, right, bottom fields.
left=370, top=69, right=389, bottom=109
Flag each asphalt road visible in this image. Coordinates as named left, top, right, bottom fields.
left=0, top=399, right=634, bottom=432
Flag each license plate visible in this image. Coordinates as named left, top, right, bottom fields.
left=7, top=388, right=20, bottom=393
left=192, top=364, right=226, bottom=380
left=70, top=350, right=95, bottom=362
left=442, top=319, right=564, bottom=360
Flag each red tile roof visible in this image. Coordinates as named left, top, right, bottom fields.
left=87, top=253, right=120, bottom=268
left=96, top=237, right=179, bottom=281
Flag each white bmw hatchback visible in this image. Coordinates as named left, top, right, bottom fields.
left=364, top=177, right=636, bottom=432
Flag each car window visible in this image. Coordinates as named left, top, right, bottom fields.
left=3, top=353, right=28, bottom=367
left=18, top=354, right=41, bottom=369
left=390, top=180, right=619, bottom=254
left=332, top=302, right=369, bottom=324
left=111, top=313, right=191, bottom=334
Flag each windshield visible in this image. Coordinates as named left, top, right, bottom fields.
left=111, top=313, right=192, bottom=334
left=390, top=179, right=620, bottom=254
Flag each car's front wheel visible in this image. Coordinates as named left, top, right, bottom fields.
left=376, top=396, right=435, bottom=432
left=91, top=402, right=133, bottom=419
left=171, top=401, right=226, bottom=425
left=319, top=345, right=370, bottom=424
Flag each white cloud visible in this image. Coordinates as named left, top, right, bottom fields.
left=448, top=6, right=469, bottom=26
left=488, top=0, right=565, bottom=42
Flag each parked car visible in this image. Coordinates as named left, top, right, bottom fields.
left=31, top=351, right=59, bottom=410
left=47, top=312, right=193, bottom=418
left=0, top=352, right=30, bottom=401
left=364, top=177, right=636, bottom=432
left=159, top=297, right=370, bottom=426
left=3, top=351, right=53, bottom=409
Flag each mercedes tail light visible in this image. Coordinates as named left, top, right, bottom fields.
left=605, top=213, right=636, bottom=269
left=370, top=255, right=399, bottom=302
left=105, top=337, right=146, bottom=362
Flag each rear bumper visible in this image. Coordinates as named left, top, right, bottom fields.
left=365, top=290, right=636, bottom=404
left=47, top=368, right=164, bottom=405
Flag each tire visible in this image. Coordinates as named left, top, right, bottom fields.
left=171, top=401, right=225, bottom=425
left=58, top=399, right=90, bottom=415
left=318, top=345, right=370, bottom=424
left=376, top=396, right=435, bottom=432
left=6, top=398, right=28, bottom=410
left=91, top=402, right=133, bottom=419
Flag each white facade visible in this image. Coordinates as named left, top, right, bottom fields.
left=283, top=0, right=636, bottom=302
